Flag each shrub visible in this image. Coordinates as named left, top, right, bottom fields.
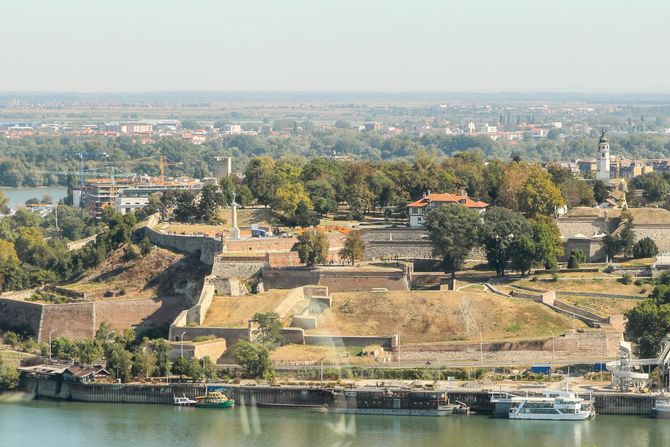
left=621, top=273, right=633, bottom=285
left=632, top=237, right=659, bottom=259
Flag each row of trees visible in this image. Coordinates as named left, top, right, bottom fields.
left=425, top=204, right=563, bottom=278
left=3, top=130, right=670, bottom=187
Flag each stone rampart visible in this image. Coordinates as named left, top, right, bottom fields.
left=141, top=227, right=222, bottom=265
left=0, top=298, right=43, bottom=335
left=168, top=326, right=305, bottom=345
left=304, top=335, right=395, bottom=349
left=261, top=267, right=409, bottom=292
left=39, top=302, right=96, bottom=341
left=211, top=258, right=265, bottom=279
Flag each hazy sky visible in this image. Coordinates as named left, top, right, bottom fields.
left=2, top=0, right=669, bottom=92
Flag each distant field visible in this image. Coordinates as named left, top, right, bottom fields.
left=307, top=290, right=586, bottom=344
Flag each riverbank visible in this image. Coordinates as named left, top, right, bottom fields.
left=20, top=377, right=661, bottom=416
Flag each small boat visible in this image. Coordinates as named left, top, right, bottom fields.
left=173, top=394, right=197, bottom=406
left=507, top=389, right=595, bottom=421
left=652, top=398, right=670, bottom=418
left=195, top=391, right=235, bottom=409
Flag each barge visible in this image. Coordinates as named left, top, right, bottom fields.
left=328, top=388, right=468, bottom=416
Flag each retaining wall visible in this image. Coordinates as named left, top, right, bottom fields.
left=261, top=267, right=410, bottom=292
left=0, top=298, right=42, bottom=335
left=304, top=335, right=395, bottom=349
left=141, top=227, right=222, bottom=265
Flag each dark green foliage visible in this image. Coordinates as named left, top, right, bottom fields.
left=295, top=231, right=329, bottom=267
left=232, top=341, right=275, bottom=381
left=593, top=180, right=608, bottom=203
left=632, top=237, right=659, bottom=259
left=626, top=285, right=670, bottom=357
left=424, top=204, right=481, bottom=279
left=480, top=207, right=531, bottom=276
left=250, top=312, right=285, bottom=346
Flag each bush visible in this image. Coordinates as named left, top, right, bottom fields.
left=634, top=279, right=643, bottom=287
left=621, top=273, right=633, bottom=285
left=567, top=255, right=580, bottom=269
left=632, top=237, right=659, bottom=259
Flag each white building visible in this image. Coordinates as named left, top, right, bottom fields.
left=597, top=130, right=611, bottom=181
left=407, top=193, right=488, bottom=228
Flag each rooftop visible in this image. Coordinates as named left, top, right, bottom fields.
left=407, top=193, right=488, bottom=209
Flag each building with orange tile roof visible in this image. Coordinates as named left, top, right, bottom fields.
left=407, top=193, right=488, bottom=228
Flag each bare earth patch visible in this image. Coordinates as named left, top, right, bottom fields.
left=307, top=290, right=586, bottom=344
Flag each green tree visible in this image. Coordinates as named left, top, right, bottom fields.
left=0, top=190, right=9, bottom=214
left=232, top=341, right=275, bottom=381
left=339, top=230, right=365, bottom=265
left=619, top=212, right=636, bottom=257
left=293, top=200, right=316, bottom=227
left=201, top=356, right=218, bottom=380
left=250, top=312, right=285, bottom=346
left=0, top=355, right=20, bottom=390
left=132, top=350, right=157, bottom=379
left=509, top=234, right=536, bottom=275
left=560, top=178, right=595, bottom=207
left=105, top=344, right=133, bottom=383
left=150, top=339, right=172, bottom=376
left=603, top=233, right=623, bottom=263
left=593, top=180, right=608, bottom=204
left=76, top=340, right=102, bottom=365
left=480, top=206, right=532, bottom=277
left=626, top=288, right=670, bottom=357
left=517, top=170, right=565, bottom=217
left=633, top=237, right=659, bottom=259
left=424, top=204, right=481, bottom=279
left=271, top=182, right=312, bottom=220
left=197, top=184, right=226, bottom=223
left=530, top=215, right=564, bottom=270
left=244, top=157, right=277, bottom=206
left=295, top=231, right=329, bottom=267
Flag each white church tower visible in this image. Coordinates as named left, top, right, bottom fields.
left=596, top=130, right=611, bottom=181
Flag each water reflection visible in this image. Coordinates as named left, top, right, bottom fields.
left=2, top=400, right=670, bottom=447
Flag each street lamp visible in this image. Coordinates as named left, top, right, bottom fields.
left=320, top=358, right=324, bottom=384
left=105, top=331, right=116, bottom=344
left=48, top=329, right=57, bottom=364
left=550, top=332, right=556, bottom=363
left=180, top=331, right=186, bottom=358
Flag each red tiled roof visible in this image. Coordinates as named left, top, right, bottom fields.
left=407, top=193, right=489, bottom=209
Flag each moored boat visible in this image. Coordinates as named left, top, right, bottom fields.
left=195, top=391, right=235, bottom=409
left=507, top=389, right=595, bottom=421
left=652, top=398, right=670, bottom=418
left=328, top=388, right=468, bottom=416
left=173, top=394, right=197, bottom=406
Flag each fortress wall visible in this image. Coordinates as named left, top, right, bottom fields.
left=141, top=227, right=221, bottom=265
left=39, top=302, right=96, bottom=341
left=0, top=299, right=43, bottom=337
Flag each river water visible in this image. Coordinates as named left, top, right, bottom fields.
left=0, top=186, right=68, bottom=209
left=1, top=397, right=669, bottom=447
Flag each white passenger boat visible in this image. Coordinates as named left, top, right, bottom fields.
left=652, top=398, right=670, bottom=418
left=507, top=389, right=595, bottom=421
left=173, top=394, right=197, bottom=407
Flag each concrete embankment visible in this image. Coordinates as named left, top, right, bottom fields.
left=21, top=378, right=659, bottom=415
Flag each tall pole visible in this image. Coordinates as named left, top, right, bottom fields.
left=480, top=331, right=484, bottom=365
left=320, top=358, right=324, bottom=384
left=48, top=329, right=57, bottom=364
left=551, top=333, right=556, bottom=363
left=397, top=332, right=401, bottom=366
left=180, top=331, right=186, bottom=358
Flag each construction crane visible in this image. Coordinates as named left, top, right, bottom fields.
left=91, top=155, right=182, bottom=184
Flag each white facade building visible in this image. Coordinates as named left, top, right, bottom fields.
left=597, top=130, right=611, bottom=181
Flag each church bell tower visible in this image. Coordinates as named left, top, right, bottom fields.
left=596, top=130, right=611, bottom=181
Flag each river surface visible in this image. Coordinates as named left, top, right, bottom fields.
left=0, top=186, right=68, bottom=208
left=1, top=397, right=670, bottom=447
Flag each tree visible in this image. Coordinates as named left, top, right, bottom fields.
left=197, top=184, right=226, bottom=223
left=567, top=249, right=585, bottom=269
left=530, top=215, right=564, bottom=270
left=272, top=182, right=312, bottom=221
left=424, top=204, right=481, bottom=279
left=593, top=180, right=608, bottom=204
left=244, top=157, right=277, bottom=206
left=0, top=355, right=19, bottom=390
left=76, top=340, right=102, bottom=365
left=339, top=230, right=365, bottom=265
left=509, top=234, right=536, bottom=275
left=105, top=344, right=133, bottom=383
left=0, top=190, right=9, bottom=214
left=603, top=233, right=623, bottom=263
left=618, top=212, right=636, bottom=257
left=250, top=312, right=285, bottom=346
left=626, top=287, right=670, bottom=357
left=140, top=236, right=153, bottom=255
left=232, top=341, right=275, bottom=381
left=201, top=356, right=218, bottom=380
left=132, top=350, right=157, bottom=379
left=293, top=200, right=316, bottom=227
left=480, top=206, right=532, bottom=277
left=295, top=231, right=329, bottom=267
left=633, top=237, right=659, bottom=259
left=150, top=339, right=172, bottom=376
left=0, top=240, right=19, bottom=265
left=517, top=169, right=564, bottom=217
left=560, top=178, right=595, bottom=207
